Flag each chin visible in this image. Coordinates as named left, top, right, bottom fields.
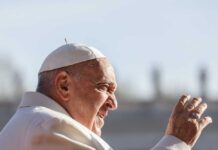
left=92, top=118, right=104, bottom=136
left=92, top=128, right=101, bottom=136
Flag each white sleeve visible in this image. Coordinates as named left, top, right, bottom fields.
left=151, top=135, right=191, bottom=150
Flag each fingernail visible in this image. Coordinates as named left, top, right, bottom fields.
left=206, top=116, right=213, bottom=123
left=197, top=97, right=202, bottom=101
left=202, top=103, right=208, bottom=108
left=187, top=95, right=191, bottom=99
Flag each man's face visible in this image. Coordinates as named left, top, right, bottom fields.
left=68, top=58, right=117, bottom=136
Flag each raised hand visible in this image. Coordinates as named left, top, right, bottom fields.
left=165, top=95, right=212, bottom=148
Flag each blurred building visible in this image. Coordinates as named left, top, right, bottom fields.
left=152, top=66, right=162, bottom=101
left=102, top=67, right=218, bottom=150
left=199, top=67, right=208, bottom=100
left=102, top=99, right=218, bottom=150
left=0, top=59, right=23, bottom=128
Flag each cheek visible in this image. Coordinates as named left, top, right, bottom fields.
left=91, top=90, right=108, bottom=110
left=76, top=86, right=108, bottom=113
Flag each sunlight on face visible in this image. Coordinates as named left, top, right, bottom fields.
left=68, top=58, right=118, bottom=136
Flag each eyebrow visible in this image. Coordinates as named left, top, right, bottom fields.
left=96, top=79, right=117, bottom=86
left=96, top=79, right=116, bottom=84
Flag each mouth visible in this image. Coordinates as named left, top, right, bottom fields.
left=97, top=111, right=108, bottom=119
left=94, top=113, right=105, bottom=130
left=92, top=111, right=108, bottom=135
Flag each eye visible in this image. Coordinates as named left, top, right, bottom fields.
left=97, top=84, right=109, bottom=92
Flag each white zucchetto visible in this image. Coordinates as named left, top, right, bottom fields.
left=39, top=43, right=105, bottom=74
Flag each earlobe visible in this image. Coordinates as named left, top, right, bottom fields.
left=55, top=71, right=71, bottom=102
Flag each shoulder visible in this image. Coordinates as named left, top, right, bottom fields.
left=23, top=107, right=95, bottom=149
left=31, top=106, right=70, bottom=121
left=25, top=106, right=91, bottom=138
left=24, top=106, right=72, bottom=129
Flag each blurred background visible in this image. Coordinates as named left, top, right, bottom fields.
left=0, top=0, right=217, bottom=149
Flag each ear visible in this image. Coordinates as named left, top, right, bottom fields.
left=54, top=71, right=72, bottom=102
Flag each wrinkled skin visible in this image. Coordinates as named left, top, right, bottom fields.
left=66, top=58, right=118, bottom=136
left=165, top=95, right=212, bottom=148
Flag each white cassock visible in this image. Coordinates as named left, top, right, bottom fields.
left=0, top=92, right=190, bottom=150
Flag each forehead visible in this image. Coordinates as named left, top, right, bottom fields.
left=81, top=58, right=116, bottom=84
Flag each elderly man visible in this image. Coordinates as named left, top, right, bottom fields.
left=0, top=43, right=212, bottom=150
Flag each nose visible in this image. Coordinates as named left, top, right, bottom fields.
left=105, top=94, right=118, bottom=111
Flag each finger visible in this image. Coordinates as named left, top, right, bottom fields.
left=174, top=95, right=190, bottom=113
left=199, top=116, right=213, bottom=129
left=192, top=102, right=207, bottom=118
left=185, top=97, right=202, bottom=111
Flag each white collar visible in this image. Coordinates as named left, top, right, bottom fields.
left=19, top=91, right=70, bottom=116
left=19, top=92, right=112, bottom=150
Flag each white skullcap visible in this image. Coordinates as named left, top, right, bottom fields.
left=39, top=43, right=105, bottom=74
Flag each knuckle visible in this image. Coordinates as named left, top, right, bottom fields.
left=198, top=103, right=207, bottom=111
left=187, top=103, right=195, bottom=111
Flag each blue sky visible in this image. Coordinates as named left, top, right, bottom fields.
left=0, top=0, right=218, bottom=100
